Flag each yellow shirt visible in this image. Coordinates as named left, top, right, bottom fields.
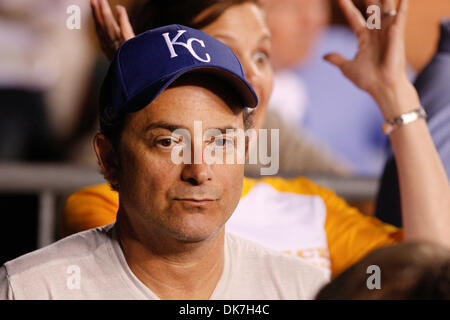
left=63, top=176, right=402, bottom=278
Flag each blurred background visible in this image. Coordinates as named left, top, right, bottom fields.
left=0, top=0, right=449, bottom=265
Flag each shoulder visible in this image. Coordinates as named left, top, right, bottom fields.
left=225, top=233, right=329, bottom=299
left=3, top=224, right=114, bottom=283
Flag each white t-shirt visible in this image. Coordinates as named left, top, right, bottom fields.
left=0, top=223, right=328, bottom=300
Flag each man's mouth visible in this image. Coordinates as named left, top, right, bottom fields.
left=174, top=198, right=216, bottom=206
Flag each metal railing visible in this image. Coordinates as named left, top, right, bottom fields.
left=0, top=163, right=379, bottom=248
left=0, top=163, right=105, bottom=248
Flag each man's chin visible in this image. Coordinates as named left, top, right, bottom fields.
left=150, top=206, right=230, bottom=243
left=167, top=221, right=225, bottom=244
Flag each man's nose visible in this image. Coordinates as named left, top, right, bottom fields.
left=181, top=135, right=213, bottom=185
left=181, top=162, right=212, bottom=186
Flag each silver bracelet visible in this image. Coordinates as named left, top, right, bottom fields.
left=382, top=107, right=427, bottom=135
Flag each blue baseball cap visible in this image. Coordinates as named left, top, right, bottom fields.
left=100, top=24, right=258, bottom=117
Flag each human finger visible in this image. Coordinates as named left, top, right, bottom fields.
left=323, top=53, right=350, bottom=70
left=91, top=0, right=105, bottom=30
left=98, top=0, right=121, bottom=41
left=338, top=0, right=368, bottom=37
left=116, top=5, right=135, bottom=41
left=393, top=0, right=409, bottom=34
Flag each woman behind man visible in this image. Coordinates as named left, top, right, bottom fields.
left=63, top=0, right=450, bottom=278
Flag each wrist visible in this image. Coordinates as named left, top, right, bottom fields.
left=382, top=107, right=427, bottom=135
left=372, top=78, right=421, bottom=121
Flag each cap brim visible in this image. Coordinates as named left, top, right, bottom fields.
left=123, top=65, right=258, bottom=114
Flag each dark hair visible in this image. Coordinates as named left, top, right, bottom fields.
left=100, top=0, right=258, bottom=151
left=131, top=0, right=258, bottom=34
left=316, top=242, right=450, bottom=300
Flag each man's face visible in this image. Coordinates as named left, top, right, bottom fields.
left=115, top=77, right=245, bottom=243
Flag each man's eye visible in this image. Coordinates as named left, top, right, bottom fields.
left=156, top=136, right=180, bottom=149
left=213, top=136, right=234, bottom=148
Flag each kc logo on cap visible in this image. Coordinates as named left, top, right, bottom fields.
left=100, top=24, right=258, bottom=117
left=162, top=30, right=211, bottom=63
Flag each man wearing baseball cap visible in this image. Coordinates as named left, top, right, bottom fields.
left=0, top=25, right=327, bottom=300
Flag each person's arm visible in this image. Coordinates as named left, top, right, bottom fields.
left=376, top=20, right=450, bottom=226
left=324, top=0, right=450, bottom=246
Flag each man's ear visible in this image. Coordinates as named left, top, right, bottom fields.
left=94, top=133, right=120, bottom=189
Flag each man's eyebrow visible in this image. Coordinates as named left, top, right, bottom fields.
left=144, top=122, right=188, bottom=133
left=144, top=123, right=241, bottom=134
left=210, top=126, right=241, bottom=134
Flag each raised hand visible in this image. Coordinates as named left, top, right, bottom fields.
left=90, top=0, right=135, bottom=60
left=324, top=0, right=419, bottom=120
left=325, top=0, right=450, bottom=247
